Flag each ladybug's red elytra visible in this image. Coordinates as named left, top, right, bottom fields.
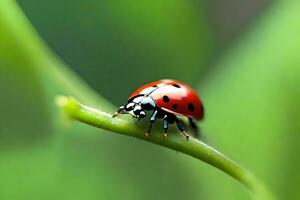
left=112, top=79, right=204, bottom=140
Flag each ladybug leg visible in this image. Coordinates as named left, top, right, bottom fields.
left=188, top=118, right=198, bottom=129
left=163, top=115, right=169, bottom=139
left=189, top=118, right=201, bottom=138
left=112, top=106, right=125, bottom=118
left=175, top=117, right=189, bottom=140
left=145, top=110, right=158, bottom=137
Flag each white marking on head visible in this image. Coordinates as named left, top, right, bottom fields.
left=140, top=111, right=146, bottom=118
left=126, top=102, right=135, bottom=110
left=134, top=105, right=142, bottom=111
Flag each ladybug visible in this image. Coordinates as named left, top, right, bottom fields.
left=112, top=79, right=204, bottom=140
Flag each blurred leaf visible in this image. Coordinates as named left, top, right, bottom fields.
left=198, top=0, right=300, bottom=199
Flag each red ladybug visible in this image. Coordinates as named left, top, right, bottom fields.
left=112, top=79, right=204, bottom=140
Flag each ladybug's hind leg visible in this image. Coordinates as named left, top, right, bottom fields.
left=188, top=118, right=198, bottom=129
left=175, top=117, right=189, bottom=140
left=145, top=110, right=158, bottom=137
left=188, top=118, right=201, bottom=139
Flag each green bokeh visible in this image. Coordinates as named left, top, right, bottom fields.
left=1, top=0, right=299, bottom=200
left=18, top=0, right=213, bottom=104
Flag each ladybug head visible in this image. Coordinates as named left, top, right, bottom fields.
left=125, top=95, right=157, bottom=119
left=125, top=102, right=146, bottom=119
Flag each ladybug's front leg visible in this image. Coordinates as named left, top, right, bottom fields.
left=112, top=105, right=125, bottom=118
left=175, top=117, right=189, bottom=140
left=145, top=110, right=158, bottom=137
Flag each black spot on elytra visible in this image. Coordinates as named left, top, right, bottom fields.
left=172, top=104, right=178, bottom=109
left=163, top=95, right=169, bottom=103
left=172, top=84, right=181, bottom=88
left=152, top=85, right=158, bottom=87
left=188, top=103, right=195, bottom=112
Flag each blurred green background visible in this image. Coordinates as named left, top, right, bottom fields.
left=1, top=0, right=299, bottom=199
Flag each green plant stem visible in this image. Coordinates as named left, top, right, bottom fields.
left=57, top=96, right=274, bottom=200
left=0, top=0, right=274, bottom=199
